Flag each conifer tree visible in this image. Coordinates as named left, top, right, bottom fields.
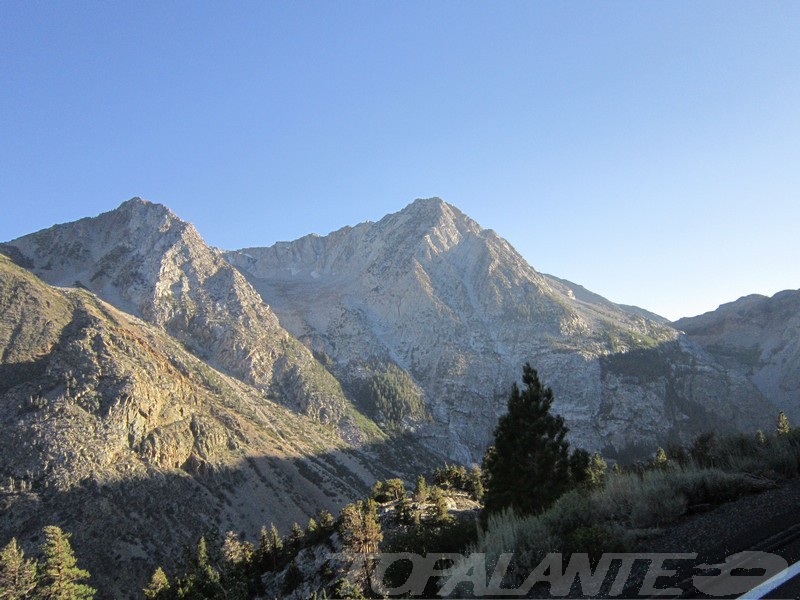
left=220, top=532, right=252, bottom=600
left=143, top=567, right=170, bottom=599
left=587, top=452, right=608, bottom=487
left=37, top=525, right=95, bottom=600
left=394, top=494, right=417, bottom=525
left=413, top=475, right=429, bottom=503
left=339, top=499, right=383, bottom=592
left=317, top=509, right=335, bottom=532
left=383, top=478, right=406, bottom=501
left=177, top=535, right=221, bottom=598
left=256, top=523, right=283, bottom=572
left=482, top=363, right=572, bottom=519
left=777, top=411, right=792, bottom=436
left=428, top=487, right=451, bottom=523
left=569, top=448, right=591, bottom=484
left=221, top=531, right=252, bottom=567
left=653, top=447, right=669, bottom=470
left=306, top=517, right=318, bottom=540
left=0, top=537, right=38, bottom=600
left=756, top=429, right=767, bottom=446
left=467, top=464, right=484, bottom=501
left=288, top=522, right=304, bottom=551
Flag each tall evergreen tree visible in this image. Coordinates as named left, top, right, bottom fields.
left=143, top=567, right=170, bottom=599
left=339, top=499, right=383, bottom=593
left=0, top=537, right=38, bottom=600
left=37, top=526, right=95, bottom=600
left=413, top=475, right=429, bottom=503
left=467, top=464, right=484, bottom=501
left=586, top=452, right=608, bottom=487
left=482, top=363, right=572, bottom=519
left=190, top=536, right=220, bottom=595
left=777, top=410, right=792, bottom=436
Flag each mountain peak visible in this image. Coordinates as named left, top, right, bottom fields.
left=391, top=197, right=479, bottom=239
left=115, top=196, right=177, bottom=220
left=402, top=197, right=455, bottom=219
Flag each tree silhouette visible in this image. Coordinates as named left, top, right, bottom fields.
left=482, top=363, right=573, bottom=519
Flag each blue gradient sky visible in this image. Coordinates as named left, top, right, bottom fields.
left=2, top=1, right=798, bottom=320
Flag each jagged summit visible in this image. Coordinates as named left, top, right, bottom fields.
left=5, top=200, right=369, bottom=438
left=386, top=196, right=482, bottom=239
left=224, top=198, right=762, bottom=462
left=116, top=195, right=175, bottom=216
left=4, top=196, right=779, bottom=463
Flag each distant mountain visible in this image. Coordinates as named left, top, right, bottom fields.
left=5, top=198, right=369, bottom=441
left=674, top=290, right=800, bottom=422
left=0, top=252, right=439, bottom=596
left=225, top=198, right=772, bottom=461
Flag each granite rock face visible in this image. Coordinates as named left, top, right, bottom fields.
left=0, top=253, right=439, bottom=596
left=6, top=198, right=365, bottom=440
left=225, top=198, right=773, bottom=462
left=674, top=290, right=800, bottom=423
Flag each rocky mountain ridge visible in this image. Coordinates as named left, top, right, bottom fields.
left=225, top=198, right=774, bottom=462
left=5, top=198, right=367, bottom=441
left=674, top=289, right=800, bottom=422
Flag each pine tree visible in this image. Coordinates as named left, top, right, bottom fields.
left=394, top=494, right=417, bottom=525
left=383, top=478, right=406, bottom=501
left=339, top=499, right=383, bottom=593
left=221, top=531, right=252, bottom=567
left=653, top=447, right=669, bottom=470
left=143, top=567, right=170, bottom=599
left=413, top=475, right=429, bottom=503
left=428, top=487, right=451, bottom=523
left=220, top=532, right=252, bottom=600
left=37, top=525, right=95, bottom=600
left=482, top=363, right=572, bottom=519
left=756, top=429, right=767, bottom=446
left=0, top=537, right=38, bottom=600
left=268, top=524, right=283, bottom=571
left=569, top=448, right=591, bottom=484
left=306, top=517, right=318, bottom=538
left=587, top=452, right=608, bottom=487
left=777, top=411, right=792, bottom=436
left=184, top=536, right=221, bottom=598
left=467, top=464, right=484, bottom=501
left=317, top=509, right=335, bottom=532
left=288, top=522, right=304, bottom=551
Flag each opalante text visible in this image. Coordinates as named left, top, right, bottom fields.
left=329, top=550, right=789, bottom=597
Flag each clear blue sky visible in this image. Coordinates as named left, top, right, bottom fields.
left=2, top=1, right=798, bottom=320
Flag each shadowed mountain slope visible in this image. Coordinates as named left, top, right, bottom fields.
left=0, top=252, right=440, bottom=597
left=674, top=289, right=800, bottom=422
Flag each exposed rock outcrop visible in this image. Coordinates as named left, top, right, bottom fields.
left=225, top=198, right=772, bottom=461
left=674, top=290, right=800, bottom=422
left=5, top=199, right=365, bottom=440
